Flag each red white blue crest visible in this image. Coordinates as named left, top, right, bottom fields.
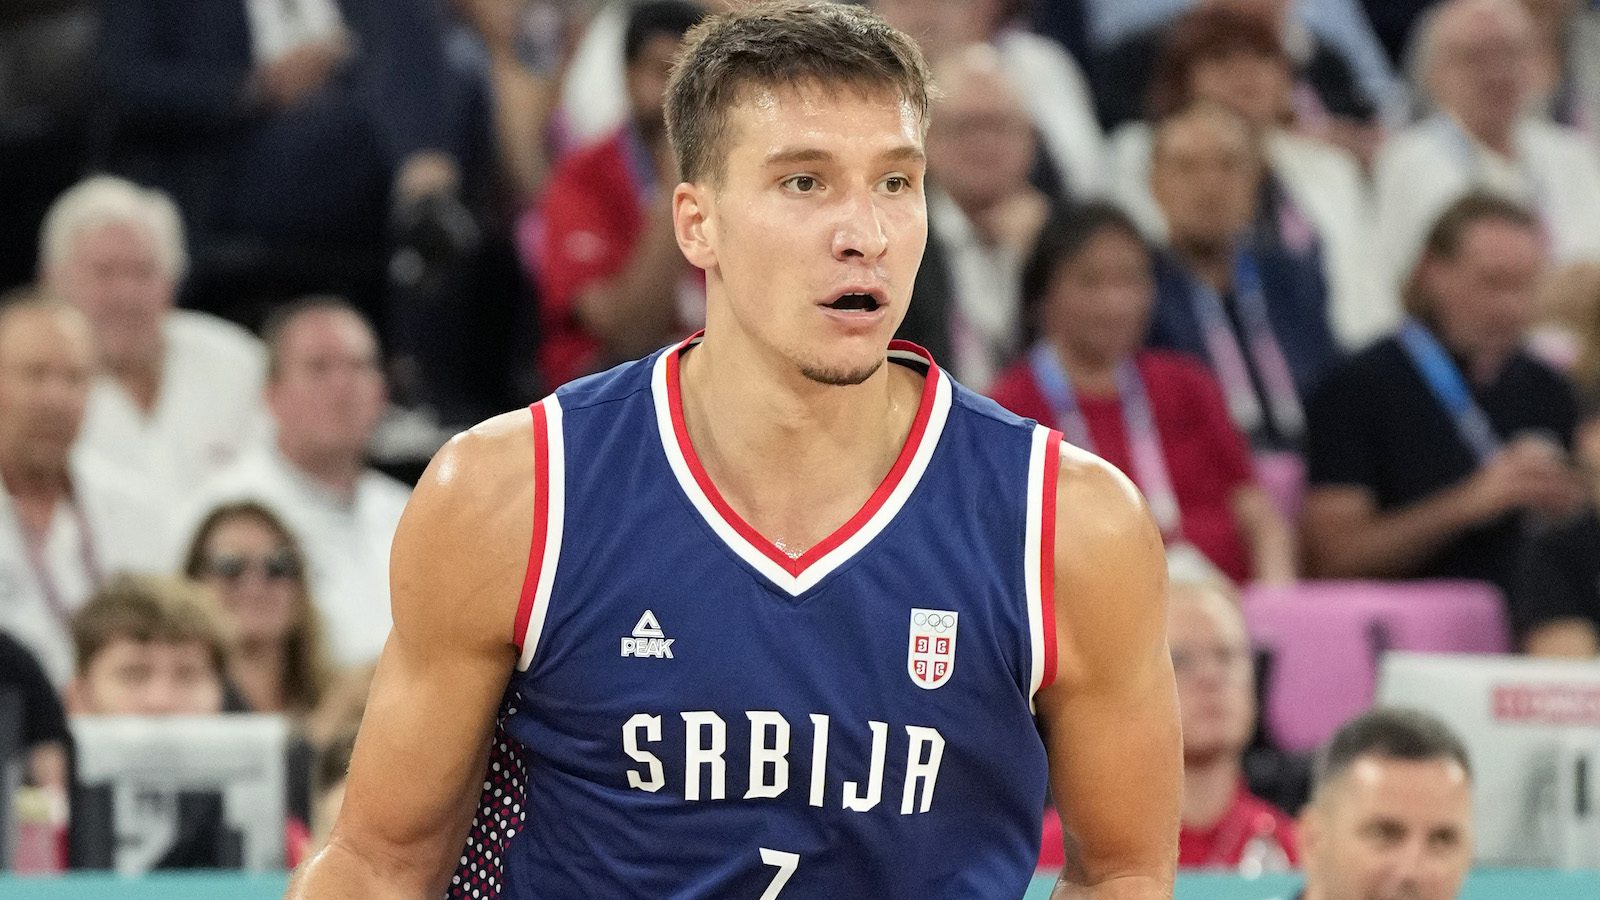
left=908, top=608, right=958, bottom=689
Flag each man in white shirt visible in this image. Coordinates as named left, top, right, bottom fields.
left=38, top=175, right=268, bottom=503
left=0, top=291, right=172, bottom=686
left=1375, top=0, right=1600, bottom=285
left=181, top=298, right=408, bottom=666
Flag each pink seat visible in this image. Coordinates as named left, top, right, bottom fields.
left=1241, top=580, right=1510, bottom=753
left=1253, top=451, right=1307, bottom=524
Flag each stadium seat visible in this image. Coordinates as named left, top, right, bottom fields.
left=1241, top=580, right=1510, bottom=753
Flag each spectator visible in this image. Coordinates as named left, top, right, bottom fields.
left=1302, top=194, right=1585, bottom=595
left=96, top=0, right=483, bottom=317
left=65, top=574, right=226, bottom=716
left=1513, top=482, right=1600, bottom=657
left=898, top=44, right=1051, bottom=390
left=0, top=630, right=70, bottom=794
left=183, top=501, right=333, bottom=715
left=1103, top=6, right=1393, bottom=351
left=180, top=298, right=408, bottom=667
left=1519, top=0, right=1600, bottom=141
left=38, top=176, right=268, bottom=501
left=1093, top=0, right=1380, bottom=144
left=989, top=203, right=1295, bottom=584
left=525, top=0, right=704, bottom=390
left=0, top=290, right=170, bottom=687
left=872, top=0, right=1104, bottom=200
left=1297, top=708, right=1474, bottom=900
left=1375, top=0, right=1600, bottom=286
left=1146, top=102, right=1341, bottom=452
left=1169, top=578, right=1298, bottom=869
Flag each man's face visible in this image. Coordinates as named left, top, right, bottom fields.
left=925, top=64, right=1036, bottom=214
left=0, top=307, right=93, bottom=475
left=676, top=83, right=928, bottom=385
left=1423, top=219, right=1544, bottom=359
left=1151, top=111, right=1261, bottom=252
left=267, top=309, right=387, bottom=462
left=75, top=638, right=224, bottom=716
left=1042, top=227, right=1155, bottom=363
left=1167, top=585, right=1256, bottom=763
left=626, top=32, right=683, bottom=139
left=48, top=222, right=174, bottom=372
left=1301, top=757, right=1473, bottom=900
left=1430, top=3, right=1535, bottom=138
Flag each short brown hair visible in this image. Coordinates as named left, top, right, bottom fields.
left=1148, top=7, right=1289, bottom=120
left=665, top=0, right=932, bottom=184
left=1404, top=192, right=1542, bottom=318
left=72, top=574, right=229, bottom=677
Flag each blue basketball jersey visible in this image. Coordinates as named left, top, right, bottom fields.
left=450, top=338, right=1064, bottom=899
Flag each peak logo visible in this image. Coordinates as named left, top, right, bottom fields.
left=622, top=610, right=674, bottom=659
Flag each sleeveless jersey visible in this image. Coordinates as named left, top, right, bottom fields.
left=449, top=338, right=1064, bottom=900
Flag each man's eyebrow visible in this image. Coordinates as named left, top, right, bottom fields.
left=761, top=145, right=927, bottom=167
left=881, top=145, right=926, bottom=165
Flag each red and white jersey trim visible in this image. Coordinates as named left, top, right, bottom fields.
left=651, top=337, right=952, bottom=597
left=1025, top=425, right=1062, bottom=711
left=513, top=395, right=566, bottom=672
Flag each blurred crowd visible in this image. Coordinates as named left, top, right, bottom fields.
left=1, top=0, right=1599, bottom=883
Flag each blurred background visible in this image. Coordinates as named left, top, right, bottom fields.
left=0, top=0, right=1599, bottom=895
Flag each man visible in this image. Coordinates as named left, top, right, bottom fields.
left=1375, top=0, right=1600, bottom=284
left=898, top=43, right=1051, bottom=391
left=1303, top=193, right=1584, bottom=594
left=529, top=0, right=706, bottom=390
left=39, top=175, right=268, bottom=502
left=1147, top=101, right=1341, bottom=451
left=1296, top=708, right=1474, bottom=900
left=290, top=2, right=1180, bottom=897
left=0, top=291, right=171, bottom=687
left=182, top=298, right=408, bottom=666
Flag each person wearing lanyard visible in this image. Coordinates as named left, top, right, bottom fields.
left=1302, top=193, right=1585, bottom=595
left=990, top=202, right=1297, bottom=585
left=1145, top=102, right=1342, bottom=454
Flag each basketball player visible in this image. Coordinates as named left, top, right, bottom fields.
left=288, top=3, right=1181, bottom=897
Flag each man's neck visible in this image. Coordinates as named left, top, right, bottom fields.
left=0, top=458, right=71, bottom=533
left=109, top=350, right=164, bottom=416
left=1458, top=110, right=1517, bottom=158
left=277, top=439, right=363, bottom=500
left=677, top=328, right=921, bottom=555
left=1181, top=754, right=1242, bottom=829
left=1172, top=238, right=1236, bottom=294
left=1431, top=317, right=1514, bottom=386
left=1053, top=339, right=1120, bottom=397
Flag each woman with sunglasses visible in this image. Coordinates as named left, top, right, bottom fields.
left=182, top=501, right=333, bottom=716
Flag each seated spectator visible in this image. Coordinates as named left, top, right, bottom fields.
left=179, top=298, right=409, bottom=666
left=1146, top=102, right=1342, bottom=452
left=0, top=290, right=171, bottom=687
left=0, top=629, right=70, bottom=794
left=990, top=203, right=1295, bottom=583
left=1376, top=0, right=1600, bottom=286
left=1303, top=194, right=1585, bottom=596
left=1297, top=708, right=1474, bottom=900
left=1094, top=0, right=1380, bottom=147
left=183, top=501, right=334, bottom=715
left=897, top=44, right=1052, bottom=390
left=38, top=176, right=268, bottom=501
left=524, top=0, right=704, bottom=390
left=872, top=0, right=1103, bottom=200
left=65, top=574, right=227, bottom=716
left=1102, top=6, right=1393, bottom=350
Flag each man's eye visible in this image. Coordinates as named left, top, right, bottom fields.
left=883, top=176, right=909, bottom=193
left=784, top=175, right=818, bottom=192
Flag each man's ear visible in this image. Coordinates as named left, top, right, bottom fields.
left=674, top=182, right=717, bottom=271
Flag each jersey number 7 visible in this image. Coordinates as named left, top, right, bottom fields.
left=758, top=848, right=799, bottom=898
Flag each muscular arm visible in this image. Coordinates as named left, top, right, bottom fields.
left=1300, top=483, right=1481, bottom=579
left=1041, top=446, right=1181, bottom=899
left=1230, top=484, right=1297, bottom=585
left=287, top=411, right=534, bottom=898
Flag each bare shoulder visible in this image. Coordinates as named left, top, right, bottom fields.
left=391, top=408, right=537, bottom=658
left=1047, top=442, right=1167, bottom=693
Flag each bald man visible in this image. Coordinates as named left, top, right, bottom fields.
left=0, top=290, right=172, bottom=685
left=898, top=43, right=1053, bottom=391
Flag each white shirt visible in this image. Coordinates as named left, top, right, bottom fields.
left=994, top=28, right=1104, bottom=196
left=928, top=189, right=1026, bottom=392
left=77, top=311, right=267, bottom=504
left=244, top=0, right=345, bottom=65
left=1375, top=115, right=1600, bottom=286
left=1104, top=122, right=1398, bottom=349
left=553, top=1, right=630, bottom=150
left=0, top=455, right=174, bottom=686
left=178, top=446, right=410, bottom=666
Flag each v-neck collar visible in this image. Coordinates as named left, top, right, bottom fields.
left=650, top=335, right=952, bottom=596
